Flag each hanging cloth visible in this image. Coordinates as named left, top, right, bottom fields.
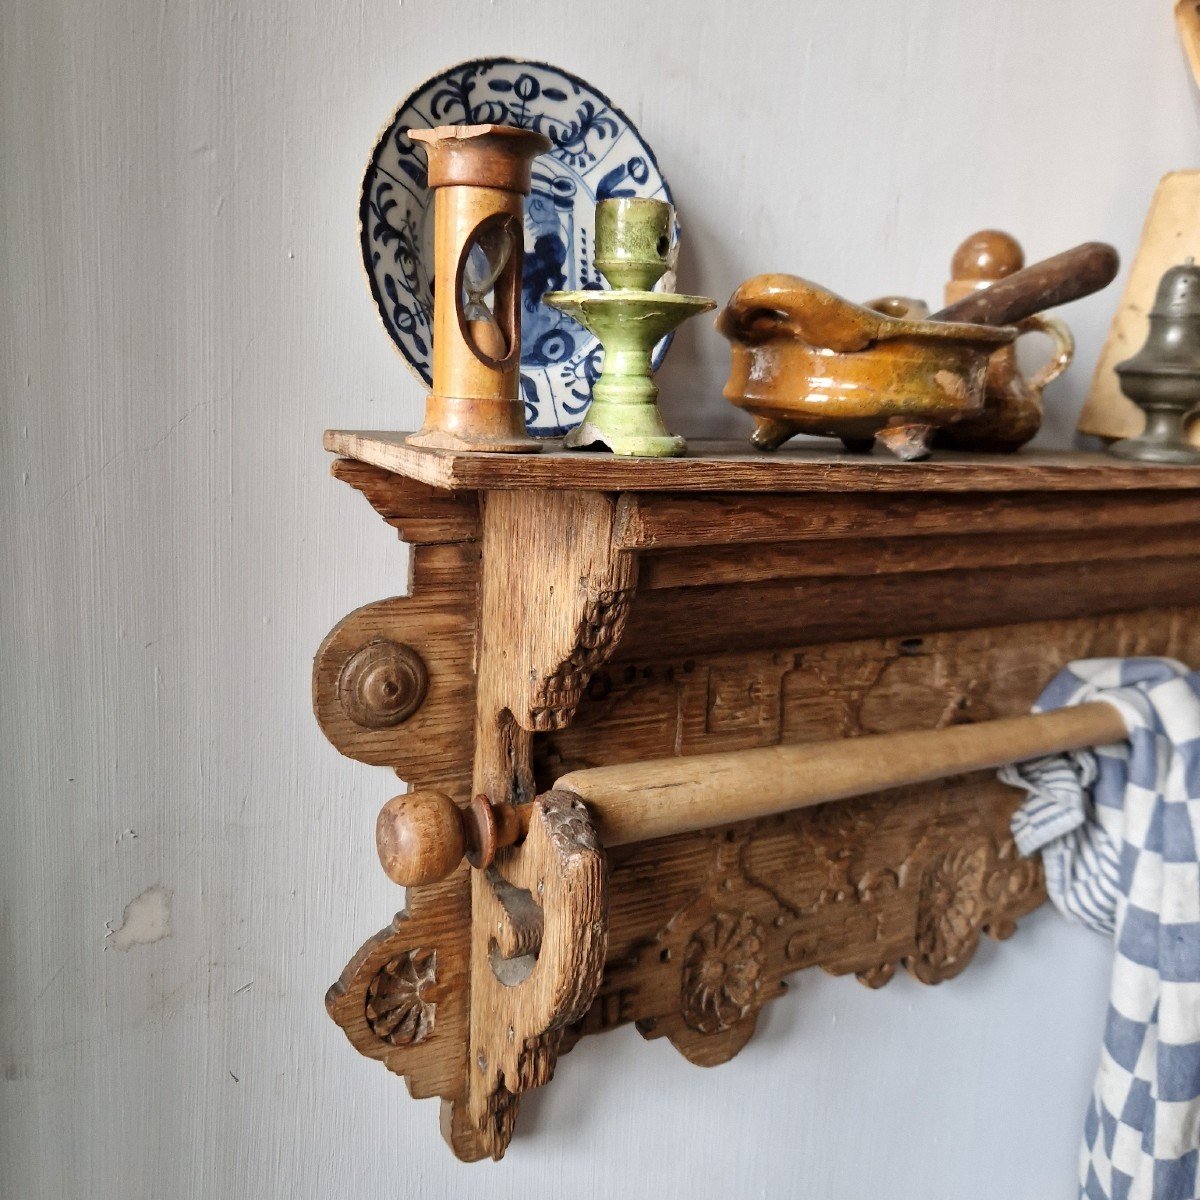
left=1000, top=658, right=1200, bottom=1200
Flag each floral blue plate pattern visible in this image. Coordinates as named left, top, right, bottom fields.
left=361, top=58, right=676, bottom=437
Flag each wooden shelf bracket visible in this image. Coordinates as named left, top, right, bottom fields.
left=315, top=437, right=1200, bottom=1161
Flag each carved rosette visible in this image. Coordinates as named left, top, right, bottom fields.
left=612, top=778, right=1047, bottom=1074
left=907, top=844, right=989, bottom=984
left=681, top=911, right=766, bottom=1035
left=325, top=881, right=468, bottom=1123
left=904, top=836, right=1044, bottom=986
left=365, top=949, right=437, bottom=1046
left=983, top=842, right=1044, bottom=940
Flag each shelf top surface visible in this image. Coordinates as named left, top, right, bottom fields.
left=324, top=429, right=1200, bottom=494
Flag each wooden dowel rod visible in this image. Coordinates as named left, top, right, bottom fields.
left=555, top=700, right=1128, bottom=848
left=376, top=701, right=1128, bottom=885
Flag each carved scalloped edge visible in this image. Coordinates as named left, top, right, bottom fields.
left=467, top=793, right=608, bottom=1160
left=325, top=873, right=470, bottom=1105
left=580, top=790, right=1045, bottom=1070
left=312, top=592, right=477, bottom=782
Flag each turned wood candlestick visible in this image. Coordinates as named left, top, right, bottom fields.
left=406, top=124, right=551, bottom=453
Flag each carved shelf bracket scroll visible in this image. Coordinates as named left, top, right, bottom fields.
left=463, top=490, right=632, bottom=1158
left=466, top=793, right=607, bottom=1158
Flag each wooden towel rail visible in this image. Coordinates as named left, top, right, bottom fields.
left=377, top=700, right=1128, bottom=886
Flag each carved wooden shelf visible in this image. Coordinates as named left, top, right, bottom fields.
left=314, top=432, right=1200, bottom=1162
left=324, top=430, right=1200, bottom=492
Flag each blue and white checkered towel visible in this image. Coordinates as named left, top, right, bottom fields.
left=999, top=658, right=1200, bottom=1200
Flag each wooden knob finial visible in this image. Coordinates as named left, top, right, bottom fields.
left=375, top=791, right=529, bottom=886
left=950, top=229, right=1024, bottom=283
left=376, top=791, right=467, bottom=887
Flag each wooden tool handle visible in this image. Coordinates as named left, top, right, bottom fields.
left=377, top=701, right=1127, bottom=885
left=931, top=242, right=1119, bottom=326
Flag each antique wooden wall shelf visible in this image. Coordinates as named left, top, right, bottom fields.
left=314, top=433, right=1200, bottom=1162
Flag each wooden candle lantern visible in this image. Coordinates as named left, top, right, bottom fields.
left=406, top=124, right=551, bottom=453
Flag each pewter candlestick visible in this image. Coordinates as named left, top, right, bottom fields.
left=1110, top=259, right=1200, bottom=464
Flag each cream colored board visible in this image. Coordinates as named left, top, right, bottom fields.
left=1076, top=171, right=1200, bottom=444
left=1177, top=1, right=1200, bottom=90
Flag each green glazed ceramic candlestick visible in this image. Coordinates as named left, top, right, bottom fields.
left=594, top=196, right=672, bottom=289
left=543, top=198, right=714, bottom=457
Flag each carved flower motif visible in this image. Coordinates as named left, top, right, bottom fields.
left=856, top=961, right=897, bottom=989
left=680, top=911, right=766, bottom=1035
left=910, top=845, right=988, bottom=984
left=365, top=949, right=437, bottom=1046
left=984, top=841, right=1044, bottom=940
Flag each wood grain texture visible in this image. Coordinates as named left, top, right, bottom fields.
left=556, top=702, right=1127, bottom=847
left=317, top=423, right=1200, bottom=1161
left=314, top=420, right=1200, bottom=1152
left=474, top=490, right=636, bottom=741
left=324, top=431, right=1200, bottom=493
left=453, top=489, right=632, bottom=1157
left=583, top=773, right=1044, bottom=1063
left=331, top=458, right=481, bottom=543
left=325, top=869, right=471, bottom=1102
left=330, top=602, right=1200, bottom=1123
left=312, top=587, right=477, bottom=787
left=540, top=609, right=1200, bottom=782
left=541, top=607, right=1200, bottom=1062
left=367, top=704, right=1126, bottom=884
left=638, top=525, right=1200, bottom=589
left=376, top=791, right=468, bottom=887
left=405, top=125, right=549, bottom=453
left=464, top=794, right=607, bottom=1160
left=618, top=557, right=1200, bottom=661
left=616, top=488, right=1200, bottom=549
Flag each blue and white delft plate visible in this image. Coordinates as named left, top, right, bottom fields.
left=360, top=57, right=676, bottom=438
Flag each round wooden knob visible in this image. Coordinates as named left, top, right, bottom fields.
left=376, top=791, right=466, bottom=887
left=950, top=230, right=1024, bottom=283
left=338, top=640, right=428, bottom=729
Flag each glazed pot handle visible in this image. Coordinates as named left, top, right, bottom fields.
left=717, top=273, right=885, bottom=353
left=1017, top=314, right=1075, bottom=391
